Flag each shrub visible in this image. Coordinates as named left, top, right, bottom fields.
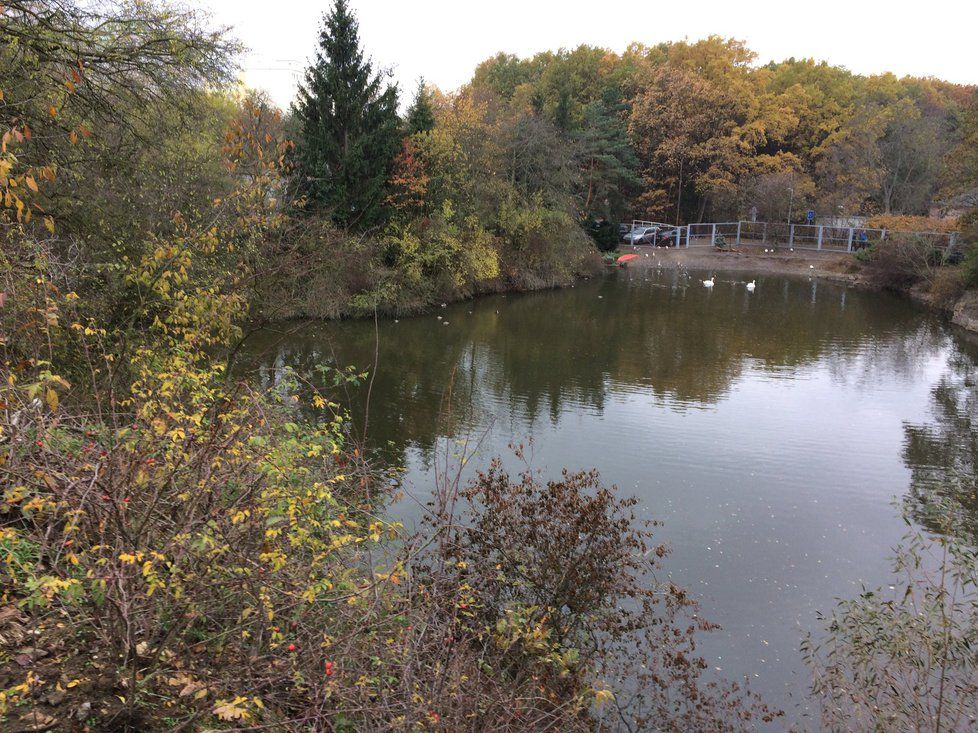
left=853, top=243, right=878, bottom=263
left=408, top=454, right=783, bottom=731
left=586, top=219, right=620, bottom=252
left=865, top=214, right=960, bottom=234
left=958, top=211, right=978, bottom=288
left=859, top=233, right=953, bottom=292
left=929, top=266, right=967, bottom=308
left=805, top=516, right=978, bottom=733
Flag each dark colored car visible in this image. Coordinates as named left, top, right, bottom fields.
left=656, top=228, right=680, bottom=246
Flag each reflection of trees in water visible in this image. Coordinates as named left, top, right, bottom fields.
left=903, top=345, right=978, bottom=540
left=822, top=325, right=946, bottom=391
left=235, top=274, right=943, bottom=469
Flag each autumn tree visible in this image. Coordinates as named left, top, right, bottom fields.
left=945, top=91, right=978, bottom=197
left=629, top=65, right=745, bottom=223
left=292, top=0, right=400, bottom=229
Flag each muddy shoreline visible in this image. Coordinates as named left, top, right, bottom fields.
left=616, top=243, right=978, bottom=334
left=616, top=243, right=858, bottom=280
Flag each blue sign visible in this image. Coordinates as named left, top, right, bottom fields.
left=806, top=209, right=815, bottom=222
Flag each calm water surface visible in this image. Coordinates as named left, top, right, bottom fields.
left=237, top=269, right=978, bottom=723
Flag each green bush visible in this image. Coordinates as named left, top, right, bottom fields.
left=853, top=244, right=878, bottom=262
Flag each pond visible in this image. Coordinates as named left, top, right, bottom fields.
left=235, top=268, right=978, bottom=723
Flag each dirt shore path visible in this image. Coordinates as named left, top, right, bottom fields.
left=617, top=244, right=859, bottom=282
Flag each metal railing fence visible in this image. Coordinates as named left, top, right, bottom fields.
left=636, top=221, right=961, bottom=255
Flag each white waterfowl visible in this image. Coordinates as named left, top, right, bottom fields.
left=703, top=276, right=715, bottom=288
left=746, top=280, right=756, bottom=292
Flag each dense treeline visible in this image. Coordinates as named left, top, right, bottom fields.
left=268, top=5, right=978, bottom=315
left=4, top=0, right=976, bottom=322
left=468, top=38, right=976, bottom=225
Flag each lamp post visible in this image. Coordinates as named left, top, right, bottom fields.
left=787, top=187, right=794, bottom=225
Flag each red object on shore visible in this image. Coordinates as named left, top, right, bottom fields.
left=616, top=254, right=639, bottom=264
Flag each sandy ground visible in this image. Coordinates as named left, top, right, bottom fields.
left=616, top=243, right=860, bottom=282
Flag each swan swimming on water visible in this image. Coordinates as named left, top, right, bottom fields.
left=702, top=276, right=715, bottom=288
left=746, top=280, right=756, bottom=292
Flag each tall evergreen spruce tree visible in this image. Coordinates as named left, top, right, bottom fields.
left=405, top=78, right=436, bottom=135
left=292, top=0, right=400, bottom=229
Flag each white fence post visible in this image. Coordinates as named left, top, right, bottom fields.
left=711, top=223, right=717, bottom=244
left=789, top=224, right=794, bottom=247
left=847, top=227, right=854, bottom=253
left=736, top=221, right=742, bottom=245
left=817, top=225, right=823, bottom=250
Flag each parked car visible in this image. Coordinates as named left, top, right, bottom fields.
left=626, top=226, right=659, bottom=245
left=656, top=228, right=680, bottom=246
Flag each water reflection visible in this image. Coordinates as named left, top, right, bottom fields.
left=234, top=270, right=972, bottom=720
left=903, top=335, right=978, bottom=540
left=236, top=271, right=940, bottom=468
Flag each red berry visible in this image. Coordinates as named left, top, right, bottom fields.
left=287, top=643, right=296, bottom=652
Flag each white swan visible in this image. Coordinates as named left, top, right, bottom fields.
left=703, top=276, right=715, bottom=288
left=746, top=280, right=756, bottom=292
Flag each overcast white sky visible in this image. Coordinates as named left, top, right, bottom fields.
left=202, top=0, right=978, bottom=110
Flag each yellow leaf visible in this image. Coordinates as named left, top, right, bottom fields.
left=48, top=105, right=58, bottom=118
left=45, top=388, right=58, bottom=412
left=69, top=131, right=79, bottom=145
left=594, top=688, right=615, bottom=707
left=213, top=697, right=251, bottom=721
left=25, top=175, right=38, bottom=192
left=44, top=216, right=55, bottom=234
